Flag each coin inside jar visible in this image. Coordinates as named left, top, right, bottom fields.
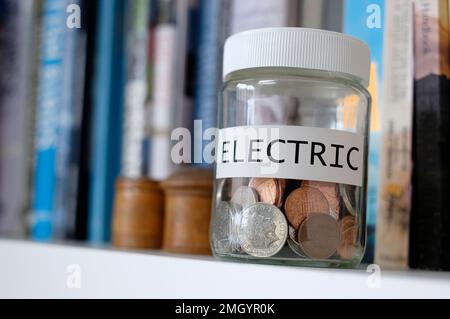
left=339, top=184, right=359, bottom=216
left=231, top=186, right=259, bottom=209
left=212, top=201, right=241, bottom=254
left=239, top=203, right=288, bottom=258
left=302, top=181, right=340, bottom=215
left=287, top=225, right=307, bottom=257
left=337, top=215, right=358, bottom=259
left=275, top=179, right=287, bottom=207
left=248, top=178, right=284, bottom=208
left=297, top=212, right=340, bottom=259
left=284, top=186, right=330, bottom=229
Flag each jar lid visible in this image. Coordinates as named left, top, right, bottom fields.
left=223, top=27, right=371, bottom=87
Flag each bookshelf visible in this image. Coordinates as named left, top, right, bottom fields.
left=1, top=239, right=449, bottom=298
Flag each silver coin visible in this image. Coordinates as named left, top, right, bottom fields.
left=229, top=208, right=243, bottom=253
left=287, top=225, right=307, bottom=257
left=211, top=201, right=241, bottom=254
left=231, top=186, right=259, bottom=209
left=238, top=203, right=288, bottom=257
left=339, top=184, right=360, bottom=216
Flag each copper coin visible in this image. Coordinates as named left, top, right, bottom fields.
left=298, top=213, right=340, bottom=259
left=285, top=179, right=303, bottom=197
left=284, top=186, right=330, bottom=229
left=248, top=178, right=284, bottom=207
left=302, top=181, right=340, bottom=215
left=337, top=216, right=358, bottom=259
left=275, top=179, right=287, bottom=207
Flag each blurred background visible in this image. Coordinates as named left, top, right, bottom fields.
left=0, top=0, right=449, bottom=272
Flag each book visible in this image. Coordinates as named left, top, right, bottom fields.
left=344, top=0, right=385, bottom=263
left=72, top=0, right=98, bottom=240
left=299, top=0, right=344, bottom=32
left=0, top=0, right=36, bottom=238
left=375, top=0, right=414, bottom=269
left=148, top=0, right=177, bottom=181
left=148, top=0, right=198, bottom=180
left=193, top=0, right=230, bottom=165
left=121, top=0, right=151, bottom=179
left=31, top=0, right=73, bottom=240
left=410, top=0, right=450, bottom=270
left=88, top=0, right=126, bottom=243
left=229, top=0, right=299, bottom=35
left=31, top=0, right=94, bottom=240
left=53, top=0, right=83, bottom=239
left=323, top=0, right=344, bottom=32
left=300, top=0, right=324, bottom=29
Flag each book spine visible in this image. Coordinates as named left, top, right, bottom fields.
left=148, top=0, right=178, bottom=181
left=53, top=0, right=82, bottom=239
left=88, top=0, right=126, bottom=243
left=73, top=0, right=98, bottom=240
left=410, top=0, right=450, bottom=270
left=0, top=0, right=36, bottom=237
left=31, top=0, right=70, bottom=240
left=324, top=0, right=344, bottom=32
left=343, top=0, right=385, bottom=263
left=121, top=0, right=151, bottom=178
left=193, top=0, right=225, bottom=166
left=229, top=0, right=299, bottom=35
left=375, top=0, right=414, bottom=269
left=300, top=0, right=324, bottom=29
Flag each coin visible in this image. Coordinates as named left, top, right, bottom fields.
left=275, top=179, right=287, bottom=207
left=229, top=207, right=243, bottom=252
left=284, top=186, right=330, bottom=229
left=211, top=201, right=241, bottom=254
left=285, top=179, right=303, bottom=196
left=215, top=179, right=226, bottom=203
left=249, top=178, right=284, bottom=208
left=239, top=203, right=288, bottom=257
left=303, top=181, right=340, bottom=215
left=337, top=215, right=358, bottom=259
left=298, top=212, right=340, bottom=259
left=215, top=178, right=234, bottom=203
left=339, top=184, right=360, bottom=216
left=231, top=186, right=259, bottom=209
left=287, top=225, right=307, bottom=257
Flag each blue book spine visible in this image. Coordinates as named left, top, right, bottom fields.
left=193, top=0, right=224, bottom=165
left=32, top=0, right=69, bottom=240
left=344, top=0, right=385, bottom=263
left=88, top=0, right=125, bottom=243
left=53, top=0, right=81, bottom=239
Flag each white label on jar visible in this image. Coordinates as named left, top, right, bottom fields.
left=216, top=125, right=365, bottom=187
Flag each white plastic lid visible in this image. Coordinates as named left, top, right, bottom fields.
left=223, top=28, right=371, bottom=87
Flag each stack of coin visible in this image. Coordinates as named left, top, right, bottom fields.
left=283, top=184, right=338, bottom=259
left=213, top=177, right=360, bottom=261
left=211, top=201, right=242, bottom=254
left=337, top=215, right=358, bottom=259
left=248, top=178, right=286, bottom=208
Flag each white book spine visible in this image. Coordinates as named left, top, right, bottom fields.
left=375, top=0, right=414, bottom=269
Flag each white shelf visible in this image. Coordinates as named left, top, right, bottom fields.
left=0, top=239, right=449, bottom=298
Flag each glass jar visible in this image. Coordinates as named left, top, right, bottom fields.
left=210, top=28, right=371, bottom=268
